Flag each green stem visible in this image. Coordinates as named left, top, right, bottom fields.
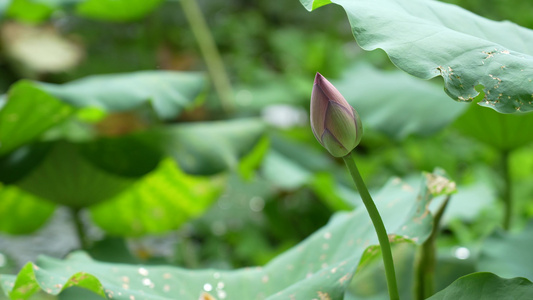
left=342, top=152, right=400, bottom=300
left=70, top=207, right=89, bottom=250
left=176, top=234, right=200, bottom=268
left=501, top=150, right=512, bottom=230
left=413, top=195, right=450, bottom=300
left=179, top=0, right=234, bottom=113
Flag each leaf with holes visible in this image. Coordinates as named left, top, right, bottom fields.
left=301, top=0, right=533, bottom=113
left=0, top=170, right=455, bottom=299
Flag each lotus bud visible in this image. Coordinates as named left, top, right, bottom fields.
left=310, top=72, right=363, bottom=157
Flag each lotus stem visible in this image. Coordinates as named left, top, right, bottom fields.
left=413, top=195, right=450, bottom=300
left=501, top=150, right=512, bottom=230
left=342, top=151, right=400, bottom=300
left=70, top=207, right=89, bottom=250
left=180, top=0, right=234, bottom=113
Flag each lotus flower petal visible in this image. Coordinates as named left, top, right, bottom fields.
left=310, top=72, right=363, bottom=157
left=324, top=101, right=358, bottom=152
left=321, top=129, right=349, bottom=157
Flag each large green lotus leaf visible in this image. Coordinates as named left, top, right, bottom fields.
left=345, top=242, right=478, bottom=300
left=0, top=71, right=204, bottom=157
left=0, top=183, right=55, bottom=234
left=453, top=102, right=533, bottom=150
left=0, top=171, right=455, bottom=299
left=16, top=141, right=134, bottom=208
left=76, top=0, right=163, bottom=22
left=79, top=133, right=163, bottom=178
left=0, top=142, right=51, bottom=184
left=38, top=71, right=205, bottom=120
left=0, top=81, right=74, bottom=156
left=301, top=0, right=533, bottom=114
left=157, top=118, right=267, bottom=175
left=477, top=222, right=533, bottom=281
left=335, top=64, right=467, bottom=140
left=427, top=272, right=533, bottom=300
left=90, top=158, right=221, bottom=236
left=345, top=243, right=415, bottom=300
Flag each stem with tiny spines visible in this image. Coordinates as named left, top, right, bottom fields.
left=342, top=151, right=400, bottom=300
left=501, top=149, right=512, bottom=230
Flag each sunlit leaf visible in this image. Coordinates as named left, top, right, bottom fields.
left=310, top=172, right=353, bottom=211
left=238, top=136, right=270, bottom=180
left=0, top=171, right=454, bottom=299
left=90, top=158, right=221, bottom=236
left=301, top=0, right=533, bottom=114
left=5, top=0, right=164, bottom=22
left=5, top=0, right=55, bottom=23
left=300, top=0, right=331, bottom=10
left=427, top=272, right=533, bottom=299
left=0, top=81, right=74, bottom=156
left=0, top=183, right=55, bottom=234
left=76, top=0, right=164, bottom=22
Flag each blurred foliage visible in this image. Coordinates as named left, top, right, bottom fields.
left=0, top=0, right=533, bottom=299
left=441, top=0, right=533, bottom=29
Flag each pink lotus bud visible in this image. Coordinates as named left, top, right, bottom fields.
left=310, top=72, right=363, bottom=157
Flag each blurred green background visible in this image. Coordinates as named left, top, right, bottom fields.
left=1, top=0, right=533, bottom=299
